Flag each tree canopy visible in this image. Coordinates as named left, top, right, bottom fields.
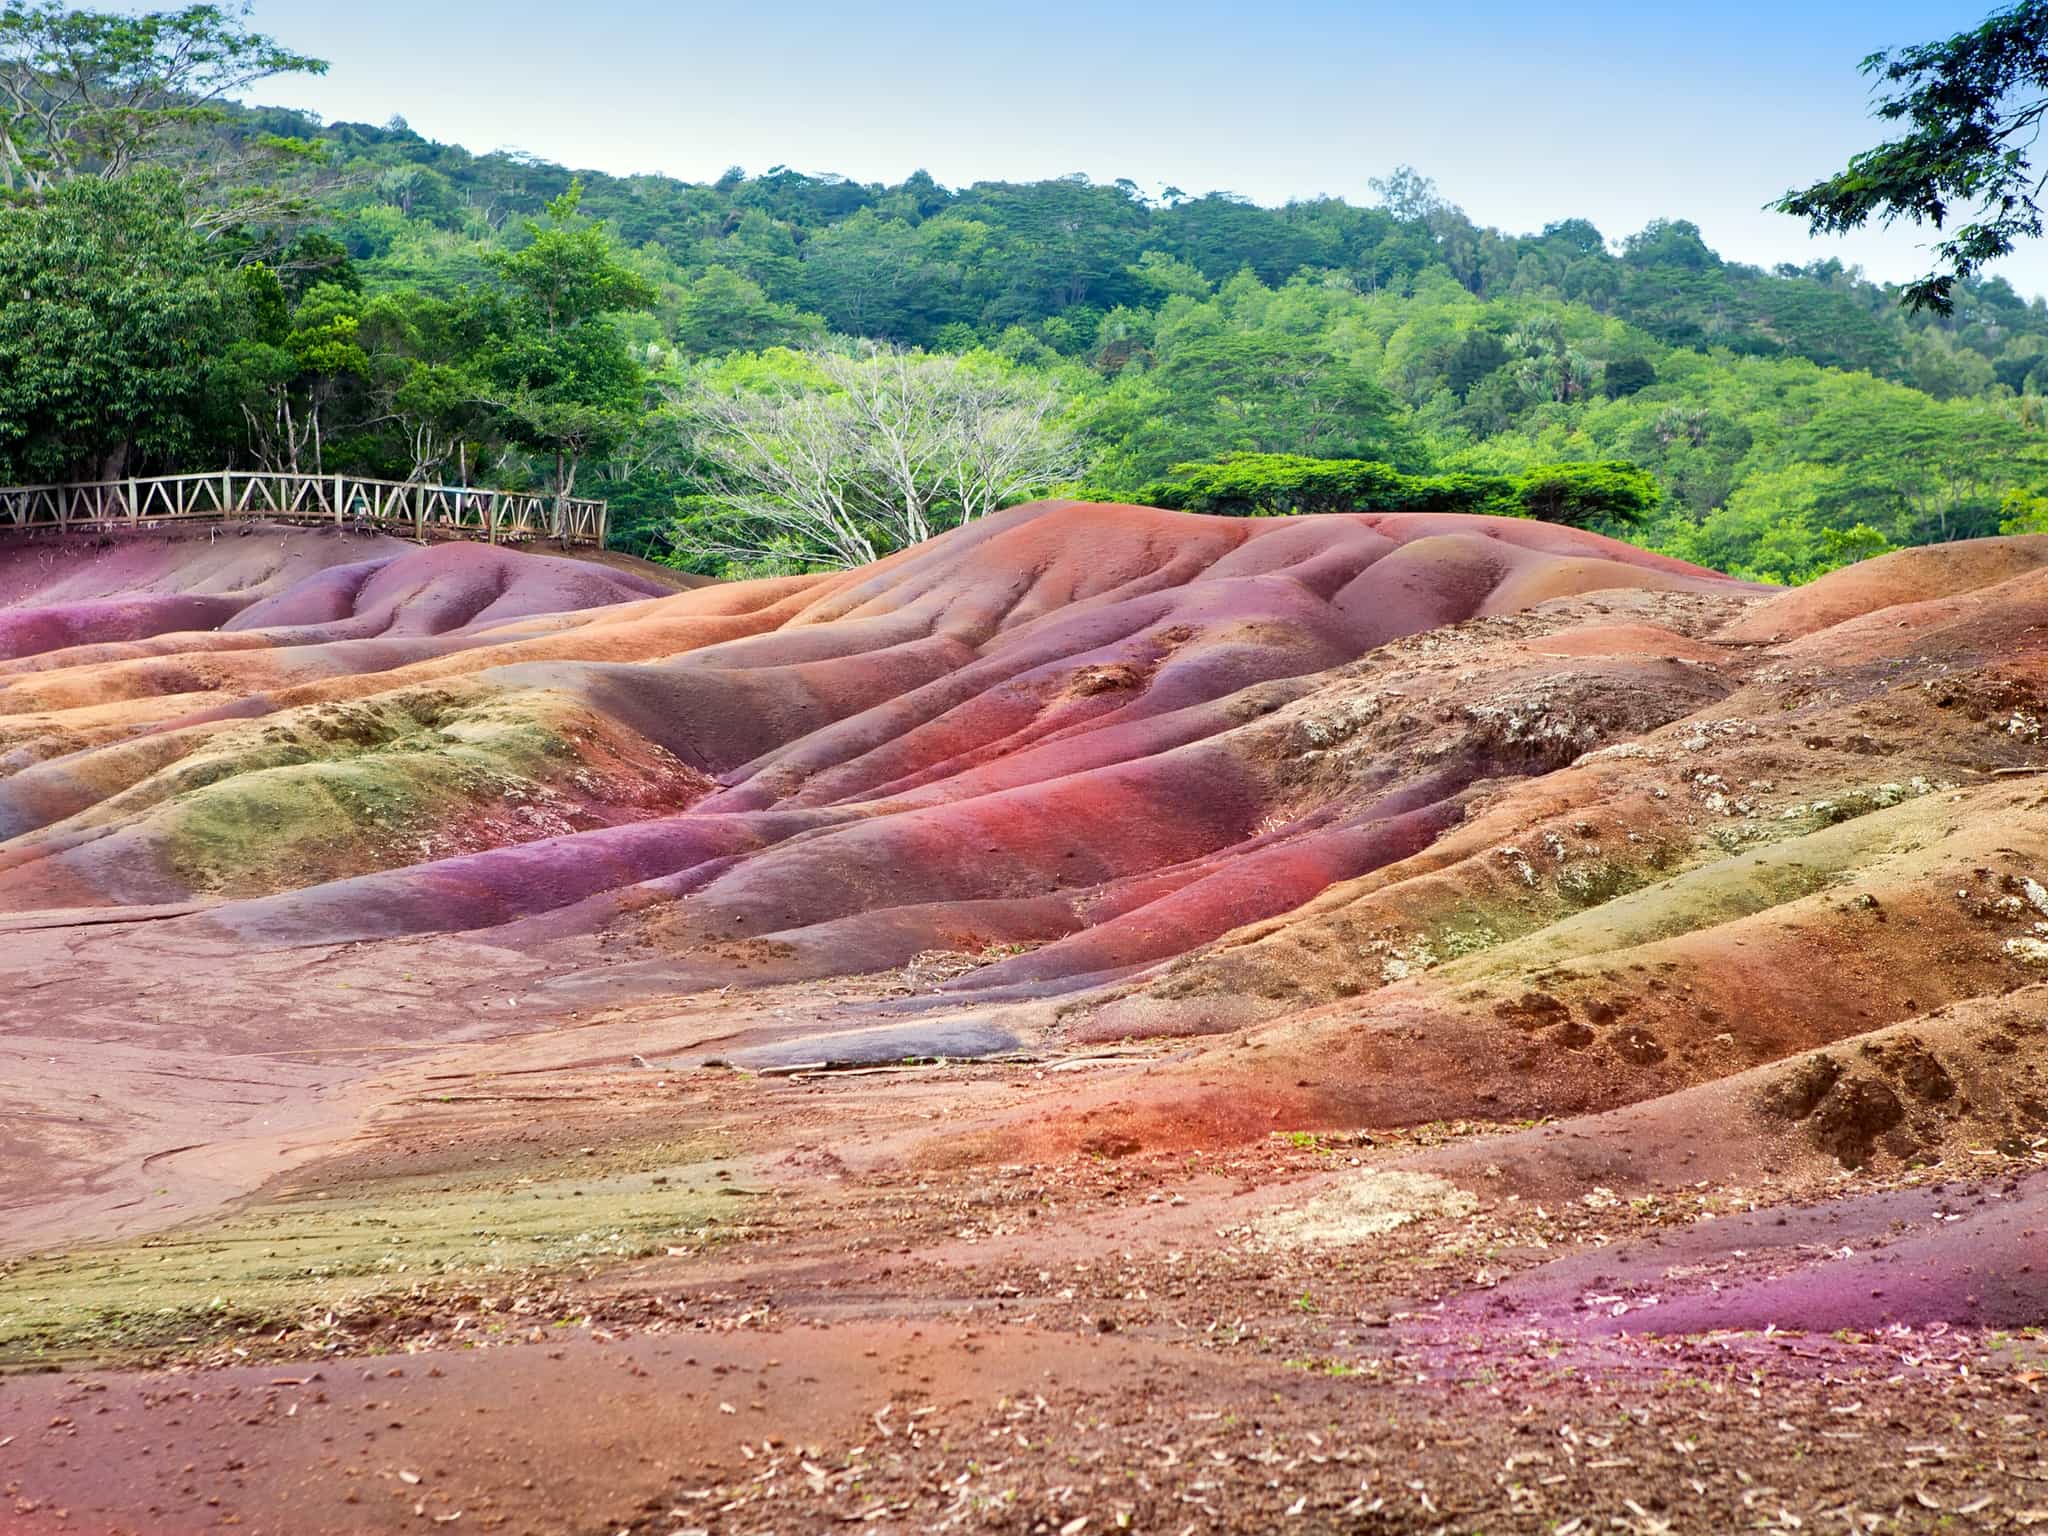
left=0, top=170, right=226, bottom=479
left=1136, top=452, right=1658, bottom=534
left=0, top=1, right=327, bottom=216
left=1775, top=1, right=2048, bottom=312
left=667, top=345, right=1087, bottom=571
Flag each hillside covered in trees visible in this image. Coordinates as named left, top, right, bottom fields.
left=6, top=3, right=2048, bottom=582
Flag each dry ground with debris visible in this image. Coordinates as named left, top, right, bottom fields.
left=3, top=1056, right=2044, bottom=1534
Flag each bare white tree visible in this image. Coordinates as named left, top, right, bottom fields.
left=240, top=386, right=322, bottom=476
left=665, top=344, right=1090, bottom=571
left=682, top=381, right=882, bottom=567
left=935, top=367, right=1088, bottom=523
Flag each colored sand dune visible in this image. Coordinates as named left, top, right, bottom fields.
left=0, top=503, right=1736, bottom=944
left=2, top=505, right=2046, bottom=1401
left=5, top=507, right=2048, bottom=1536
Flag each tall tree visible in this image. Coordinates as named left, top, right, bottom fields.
left=0, top=1, right=327, bottom=218
left=1775, top=1, right=2048, bottom=311
left=0, top=169, right=228, bottom=479
left=476, top=183, right=655, bottom=528
left=673, top=264, right=821, bottom=355
left=216, top=272, right=366, bottom=474
left=354, top=286, right=496, bottom=484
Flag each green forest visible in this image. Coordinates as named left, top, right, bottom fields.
left=7, top=3, right=2048, bottom=582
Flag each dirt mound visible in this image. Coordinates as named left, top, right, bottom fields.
left=0, top=503, right=1748, bottom=925
left=6, top=509, right=2047, bottom=1327
left=223, top=540, right=672, bottom=635
left=8, top=508, right=2048, bottom=1535
left=1721, top=532, right=2048, bottom=641
left=0, top=522, right=417, bottom=661
left=553, top=545, right=716, bottom=590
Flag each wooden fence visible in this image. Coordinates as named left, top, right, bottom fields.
left=0, top=471, right=608, bottom=547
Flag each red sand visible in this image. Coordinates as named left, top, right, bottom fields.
left=0, top=504, right=1750, bottom=949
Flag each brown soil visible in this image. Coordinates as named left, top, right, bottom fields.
left=3, top=1053, right=2043, bottom=1534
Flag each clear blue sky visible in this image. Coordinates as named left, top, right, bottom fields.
left=231, top=0, right=2046, bottom=298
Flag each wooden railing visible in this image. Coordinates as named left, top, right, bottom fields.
left=0, top=471, right=608, bottom=547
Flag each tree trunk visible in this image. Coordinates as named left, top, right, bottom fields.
left=553, top=451, right=573, bottom=542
